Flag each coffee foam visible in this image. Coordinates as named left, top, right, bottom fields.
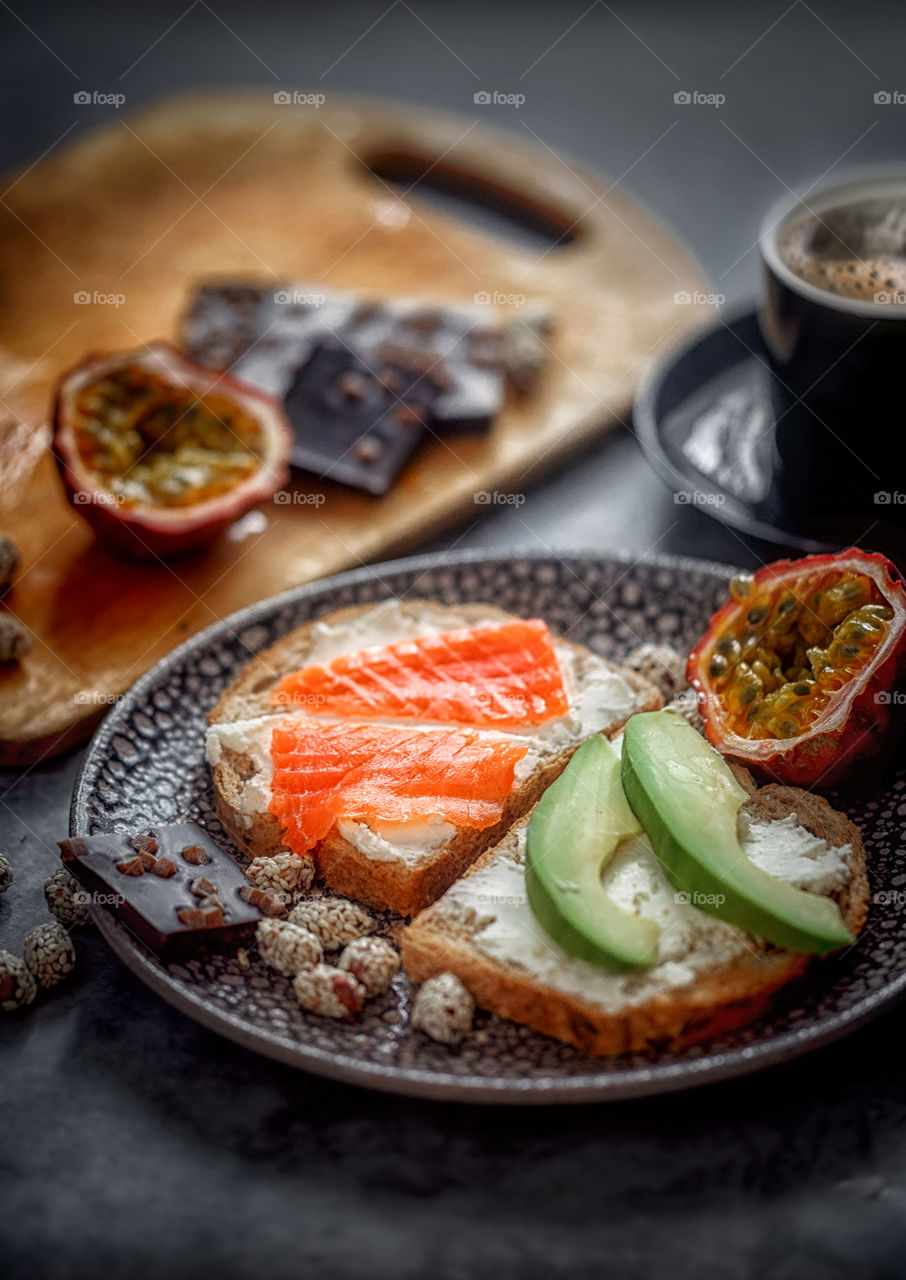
left=780, top=197, right=906, bottom=302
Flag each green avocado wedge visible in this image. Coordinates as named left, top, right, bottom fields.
left=525, top=734, right=660, bottom=972
left=621, top=710, right=855, bottom=955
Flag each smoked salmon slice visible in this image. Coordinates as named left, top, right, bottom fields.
left=268, top=720, right=529, bottom=853
left=271, top=619, right=569, bottom=727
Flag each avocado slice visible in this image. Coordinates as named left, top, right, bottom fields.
left=621, top=710, right=854, bottom=954
left=525, top=734, right=660, bottom=971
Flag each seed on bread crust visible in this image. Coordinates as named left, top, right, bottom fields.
left=292, top=962, right=366, bottom=1018
left=256, top=918, right=323, bottom=975
left=338, top=936, right=400, bottom=996
left=411, top=972, right=474, bottom=1045
left=287, top=897, right=375, bottom=951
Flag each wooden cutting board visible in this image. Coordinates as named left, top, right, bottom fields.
left=0, top=90, right=705, bottom=766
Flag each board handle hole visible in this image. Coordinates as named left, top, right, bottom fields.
left=364, top=151, right=579, bottom=253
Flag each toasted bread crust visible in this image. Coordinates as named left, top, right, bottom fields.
left=209, top=600, right=661, bottom=916
left=400, top=789, right=870, bottom=1056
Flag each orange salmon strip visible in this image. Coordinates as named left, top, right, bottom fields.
left=268, top=720, right=529, bottom=853
left=271, top=619, right=568, bottom=727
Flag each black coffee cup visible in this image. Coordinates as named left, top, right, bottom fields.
left=759, top=172, right=906, bottom=539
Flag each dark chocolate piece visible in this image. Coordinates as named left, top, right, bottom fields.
left=58, top=822, right=264, bottom=961
left=180, top=285, right=511, bottom=484
left=281, top=339, right=441, bottom=495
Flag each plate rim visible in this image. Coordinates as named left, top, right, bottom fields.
left=71, top=546, right=906, bottom=1104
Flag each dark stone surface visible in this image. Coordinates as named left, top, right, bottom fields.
left=3, top=1, right=906, bottom=1276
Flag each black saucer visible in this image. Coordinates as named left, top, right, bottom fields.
left=634, top=309, right=844, bottom=555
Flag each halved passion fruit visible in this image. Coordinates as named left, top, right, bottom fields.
left=53, top=343, right=292, bottom=558
left=688, top=549, right=906, bottom=790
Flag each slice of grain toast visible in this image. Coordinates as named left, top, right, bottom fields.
left=207, top=599, right=661, bottom=917
left=400, top=773, right=869, bottom=1055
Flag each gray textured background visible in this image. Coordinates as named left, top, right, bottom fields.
left=3, top=2, right=906, bottom=1277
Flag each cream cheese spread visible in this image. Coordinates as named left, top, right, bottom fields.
left=205, top=600, right=643, bottom=860
left=437, top=818, right=852, bottom=1014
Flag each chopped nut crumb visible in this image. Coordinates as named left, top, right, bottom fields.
left=292, top=963, right=365, bottom=1019
left=181, top=844, right=211, bottom=865
left=190, top=876, right=219, bottom=898
left=151, top=857, right=176, bottom=878
left=239, top=884, right=286, bottom=916
left=338, top=936, right=400, bottom=997
left=411, top=972, right=474, bottom=1045
left=116, top=856, right=145, bottom=877
left=0, top=853, right=13, bottom=894
left=176, top=904, right=226, bottom=929
left=130, top=833, right=158, bottom=856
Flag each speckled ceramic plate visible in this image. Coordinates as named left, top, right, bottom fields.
left=71, top=550, right=906, bottom=1103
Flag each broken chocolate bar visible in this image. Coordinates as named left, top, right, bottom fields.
left=281, top=338, right=442, bottom=495
left=58, top=822, right=268, bottom=961
left=180, top=284, right=514, bottom=491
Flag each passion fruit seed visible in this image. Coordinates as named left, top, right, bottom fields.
left=729, top=573, right=754, bottom=600
left=706, top=569, right=894, bottom=741
left=73, top=366, right=266, bottom=509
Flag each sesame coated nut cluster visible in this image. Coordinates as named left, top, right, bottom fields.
left=23, top=922, right=76, bottom=989
left=624, top=642, right=687, bottom=702
left=411, top=972, right=475, bottom=1045
left=338, top=936, right=400, bottom=997
left=292, top=963, right=366, bottom=1019
left=246, top=851, right=314, bottom=899
left=44, top=866, right=91, bottom=927
left=0, top=949, right=37, bottom=1011
left=255, top=918, right=323, bottom=975
left=287, top=896, right=375, bottom=951
left=0, top=853, right=12, bottom=894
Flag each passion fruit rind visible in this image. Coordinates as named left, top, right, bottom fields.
left=54, top=343, right=292, bottom=559
left=688, top=550, right=906, bottom=791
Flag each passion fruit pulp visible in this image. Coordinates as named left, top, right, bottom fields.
left=54, top=343, right=292, bottom=559
left=688, top=550, right=906, bottom=790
